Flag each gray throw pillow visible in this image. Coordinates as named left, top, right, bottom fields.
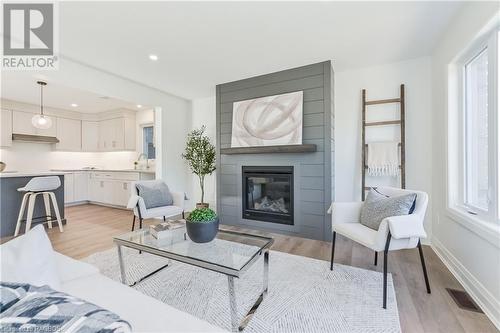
left=360, top=189, right=417, bottom=231
left=136, top=181, right=174, bottom=209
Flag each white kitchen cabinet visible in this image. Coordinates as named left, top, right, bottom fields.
left=98, top=116, right=135, bottom=152
left=124, top=116, right=136, bottom=150
left=64, top=173, right=75, bottom=203
left=89, top=178, right=113, bottom=205
left=56, top=118, right=82, bottom=151
left=66, top=171, right=140, bottom=207
left=113, top=181, right=131, bottom=207
left=12, top=111, right=57, bottom=136
left=81, top=121, right=99, bottom=151
left=1, top=109, right=12, bottom=147
left=12, top=111, right=36, bottom=135
left=73, top=172, right=88, bottom=202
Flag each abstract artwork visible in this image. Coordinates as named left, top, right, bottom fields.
left=231, top=91, right=303, bottom=147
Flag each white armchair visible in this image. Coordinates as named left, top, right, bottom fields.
left=327, top=186, right=431, bottom=309
left=127, top=180, right=186, bottom=231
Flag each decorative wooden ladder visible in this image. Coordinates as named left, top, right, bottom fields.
left=361, top=84, right=406, bottom=200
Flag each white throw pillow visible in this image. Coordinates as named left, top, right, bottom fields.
left=0, top=225, right=61, bottom=290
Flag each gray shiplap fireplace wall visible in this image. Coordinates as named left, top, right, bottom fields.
left=216, top=61, right=334, bottom=241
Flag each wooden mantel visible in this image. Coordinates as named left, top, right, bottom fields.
left=220, top=144, right=317, bottom=155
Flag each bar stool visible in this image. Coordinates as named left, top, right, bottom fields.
left=14, top=176, right=64, bottom=236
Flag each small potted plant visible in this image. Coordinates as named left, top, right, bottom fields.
left=182, top=126, right=216, bottom=209
left=186, top=208, right=219, bottom=243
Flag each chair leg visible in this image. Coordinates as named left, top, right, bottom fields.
left=15, top=193, right=30, bottom=236
left=139, top=218, right=143, bottom=229
left=131, top=215, right=136, bottom=231
left=25, top=193, right=39, bottom=234
left=330, top=231, right=336, bottom=271
left=43, top=193, right=53, bottom=229
left=374, top=252, right=378, bottom=266
left=48, top=192, right=63, bottom=232
left=418, top=240, right=431, bottom=294
left=383, top=232, right=392, bottom=309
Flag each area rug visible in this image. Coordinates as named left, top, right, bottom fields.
left=84, top=248, right=401, bottom=332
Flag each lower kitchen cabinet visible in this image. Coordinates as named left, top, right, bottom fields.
left=73, top=172, right=89, bottom=202
left=64, top=171, right=146, bottom=208
left=64, top=174, right=74, bottom=203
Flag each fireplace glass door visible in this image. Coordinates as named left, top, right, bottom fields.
left=242, top=166, right=293, bottom=225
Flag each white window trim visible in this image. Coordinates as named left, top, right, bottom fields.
left=448, top=27, right=499, bottom=226
left=140, top=122, right=155, bottom=160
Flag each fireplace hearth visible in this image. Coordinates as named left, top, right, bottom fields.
left=242, top=166, right=293, bottom=225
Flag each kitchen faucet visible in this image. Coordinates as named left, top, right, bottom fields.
left=136, top=153, right=149, bottom=169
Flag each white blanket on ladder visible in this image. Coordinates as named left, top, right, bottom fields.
left=367, top=142, right=400, bottom=176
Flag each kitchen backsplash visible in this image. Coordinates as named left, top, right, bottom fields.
left=0, top=142, right=138, bottom=172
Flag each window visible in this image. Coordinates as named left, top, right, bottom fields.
left=143, top=125, right=155, bottom=159
left=454, top=29, right=499, bottom=223
left=464, top=48, right=489, bottom=211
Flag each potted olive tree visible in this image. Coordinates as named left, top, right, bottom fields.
left=182, top=126, right=216, bottom=209
left=185, top=207, right=219, bottom=243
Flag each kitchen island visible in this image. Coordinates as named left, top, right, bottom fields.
left=0, top=172, right=66, bottom=238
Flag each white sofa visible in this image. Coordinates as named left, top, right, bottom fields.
left=1, top=226, right=225, bottom=333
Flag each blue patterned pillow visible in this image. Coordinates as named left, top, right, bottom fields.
left=0, top=282, right=131, bottom=333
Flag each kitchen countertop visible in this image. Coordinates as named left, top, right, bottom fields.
left=50, top=168, right=156, bottom=174
left=0, top=171, right=66, bottom=178
left=0, top=168, right=156, bottom=178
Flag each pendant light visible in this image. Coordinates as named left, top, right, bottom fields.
left=31, top=81, right=52, bottom=129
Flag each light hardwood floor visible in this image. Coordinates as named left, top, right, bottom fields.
left=44, top=204, right=497, bottom=333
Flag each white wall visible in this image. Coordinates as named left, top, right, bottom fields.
left=335, top=57, right=433, bottom=239
left=189, top=97, right=217, bottom=208
left=430, top=2, right=500, bottom=328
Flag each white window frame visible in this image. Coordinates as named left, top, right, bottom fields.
left=450, top=28, right=499, bottom=225
left=141, top=123, right=156, bottom=160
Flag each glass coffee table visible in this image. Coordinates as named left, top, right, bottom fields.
left=113, top=229, right=274, bottom=332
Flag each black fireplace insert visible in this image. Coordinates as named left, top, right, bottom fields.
left=242, top=166, right=293, bottom=225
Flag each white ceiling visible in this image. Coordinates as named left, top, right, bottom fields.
left=1, top=71, right=145, bottom=113
left=56, top=1, right=463, bottom=99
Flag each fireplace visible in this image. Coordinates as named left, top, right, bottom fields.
left=242, top=166, right=294, bottom=225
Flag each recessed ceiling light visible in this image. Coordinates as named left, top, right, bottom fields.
left=149, top=54, right=158, bottom=61
left=137, top=104, right=142, bottom=108
left=71, top=103, right=78, bottom=107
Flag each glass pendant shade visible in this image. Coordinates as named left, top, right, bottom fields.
left=33, top=81, right=52, bottom=130
left=31, top=114, right=52, bottom=129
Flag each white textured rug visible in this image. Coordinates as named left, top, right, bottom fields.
left=84, top=248, right=401, bottom=333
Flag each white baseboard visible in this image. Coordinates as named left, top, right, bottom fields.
left=432, top=238, right=500, bottom=330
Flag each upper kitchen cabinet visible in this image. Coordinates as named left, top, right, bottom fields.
left=82, top=121, right=100, bottom=151
left=56, top=117, right=82, bottom=151
left=12, top=110, right=57, bottom=137
left=98, top=113, right=135, bottom=151
left=1, top=109, right=12, bottom=147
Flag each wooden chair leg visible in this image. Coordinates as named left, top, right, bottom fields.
left=383, top=232, right=391, bottom=309
left=131, top=215, right=136, bottom=231
left=15, top=192, right=30, bottom=236
left=25, top=193, right=39, bottom=234
left=418, top=240, right=431, bottom=294
left=374, top=252, right=378, bottom=266
left=48, top=192, right=63, bottom=232
left=43, top=193, right=53, bottom=229
left=330, top=231, right=336, bottom=271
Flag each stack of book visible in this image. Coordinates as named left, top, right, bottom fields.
left=150, top=219, right=186, bottom=240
